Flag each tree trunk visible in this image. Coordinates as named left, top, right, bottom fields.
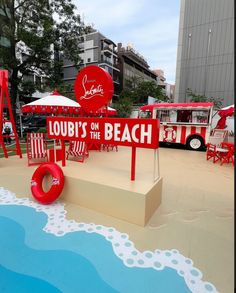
left=10, top=69, right=18, bottom=121
left=8, top=0, right=18, bottom=121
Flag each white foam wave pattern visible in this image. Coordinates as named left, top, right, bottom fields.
left=0, top=187, right=218, bottom=293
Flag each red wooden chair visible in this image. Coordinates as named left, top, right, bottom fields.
left=110, top=144, right=118, bottom=152
left=219, top=142, right=234, bottom=166
left=27, top=133, right=48, bottom=166
left=66, top=140, right=89, bottom=163
left=102, top=144, right=118, bottom=152
left=206, top=143, right=219, bottom=163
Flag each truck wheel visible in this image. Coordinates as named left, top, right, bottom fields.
left=186, top=135, right=204, bottom=151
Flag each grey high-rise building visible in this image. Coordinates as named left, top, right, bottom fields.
left=175, top=0, right=234, bottom=107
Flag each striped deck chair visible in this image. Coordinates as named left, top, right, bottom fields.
left=27, top=133, right=48, bottom=166
left=66, top=140, right=89, bottom=163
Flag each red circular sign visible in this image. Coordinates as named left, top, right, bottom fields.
left=74, top=65, right=114, bottom=112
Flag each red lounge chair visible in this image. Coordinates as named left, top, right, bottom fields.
left=66, top=140, right=89, bottom=163
left=206, top=143, right=219, bottom=163
left=27, top=133, right=48, bottom=166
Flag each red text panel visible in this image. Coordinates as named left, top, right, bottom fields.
left=47, top=117, right=159, bottom=149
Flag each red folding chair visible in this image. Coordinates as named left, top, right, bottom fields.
left=219, top=142, right=234, bottom=166
left=27, top=133, right=48, bottom=166
left=206, top=143, right=219, bottom=163
left=66, top=140, right=89, bottom=163
left=102, top=144, right=118, bottom=152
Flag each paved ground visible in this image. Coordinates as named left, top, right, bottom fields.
left=0, top=146, right=234, bottom=293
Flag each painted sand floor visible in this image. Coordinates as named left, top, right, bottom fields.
left=0, top=147, right=234, bottom=292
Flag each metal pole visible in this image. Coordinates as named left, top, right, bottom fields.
left=16, top=95, right=23, bottom=138
left=153, top=148, right=160, bottom=182
left=203, top=29, right=212, bottom=96
left=185, top=33, right=192, bottom=102
left=84, top=34, right=86, bottom=67
left=19, top=113, right=23, bottom=138
left=131, top=146, right=136, bottom=181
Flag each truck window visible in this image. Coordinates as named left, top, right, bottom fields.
left=177, top=110, right=192, bottom=123
left=139, top=110, right=152, bottom=118
left=141, top=107, right=210, bottom=124
left=156, top=110, right=170, bottom=122
left=192, top=110, right=209, bottom=123
left=156, top=110, right=177, bottom=122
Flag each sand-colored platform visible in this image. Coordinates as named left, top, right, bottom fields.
left=0, top=146, right=234, bottom=293
left=60, top=147, right=162, bottom=226
left=0, top=147, right=162, bottom=226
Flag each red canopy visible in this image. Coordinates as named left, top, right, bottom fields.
left=215, top=106, right=234, bottom=129
left=21, top=90, right=82, bottom=115
left=21, top=90, right=117, bottom=116
left=87, top=106, right=117, bottom=117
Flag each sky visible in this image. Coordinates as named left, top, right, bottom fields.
left=74, top=0, right=181, bottom=84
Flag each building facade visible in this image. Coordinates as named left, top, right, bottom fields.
left=175, top=0, right=234, bottom=106
left=153, top=69, right=175, bottom=101
left=0, top=7, right=11, bottom=58
left=117, top=43, right=158, bottom=94
left=62, top=31, right=120, bottom=102
left=153, top=69, right=166, bottom=88
left=165, top=84, right=175, bottom=101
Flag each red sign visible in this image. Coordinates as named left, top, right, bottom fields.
left=47, top=117, right=159, bottom=149
left=74, top=65, right=114, bottom=112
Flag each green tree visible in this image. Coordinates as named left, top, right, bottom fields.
left=0, top=0, right=89, bottom=116
left=55, top=82, right=75, bottom=100
left=135, top=80, right=168, bottom=104
left=188, top=89, right=223, bottom=109
left=121, top=77, right=168, bottom=105
left=113, top=96, right=133, bottom=118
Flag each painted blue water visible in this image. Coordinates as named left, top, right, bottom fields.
left=0, top=205, right=191, bottom=293
left=0, top=265, right=61, bottom=293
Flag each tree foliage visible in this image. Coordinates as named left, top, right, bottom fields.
left=113, top=77, right=168, bottom=117
left=0, top=0, right=90, bottom=115
left=55, top=82, right=75, bottom=100
left=188, top=89, right=223, bottom=109
left=113, top=96, right=133, bottom=118
left=121, top=77, right=168, bottom=104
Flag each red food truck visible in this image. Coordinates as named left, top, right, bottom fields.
left=139, top=102, right=214, bottom=150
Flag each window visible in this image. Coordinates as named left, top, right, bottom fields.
left=155, top=109, right=209, bottom=124
left=156, top=110, right=171, bottom=122
left=87, top=58, right=91, bottom=62
left=175, top=110, right=209, bottom=124
left=191, top=110, right=209, bottom=124
left=169, top=110, right=177, bottom=122
left=177, top=110, right=192, bottom=123
left=139, top=111, right=151, bottom=118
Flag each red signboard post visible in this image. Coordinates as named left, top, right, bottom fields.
left=0, top=70, right=22, bottom=158
left=47, top=117, right=160, bottom=180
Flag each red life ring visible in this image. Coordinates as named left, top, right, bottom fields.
left=31, top=163, right=65, bottom=204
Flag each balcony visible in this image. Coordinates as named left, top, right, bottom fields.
left=113, top=78, right=120, bottom=84
left=99, top=60, right=120, bottom=72
left=102, top=46, right=112, bottom=57
left=103, top=59, right=113, bottom=67
left=78, top=43, right=85, bottom=51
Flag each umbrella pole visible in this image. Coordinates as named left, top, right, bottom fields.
left=54, top=139, right=56, bottom=162
left=52, top=113, right=57, bottom=162
left=105, top=104, right=108, bottom=118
